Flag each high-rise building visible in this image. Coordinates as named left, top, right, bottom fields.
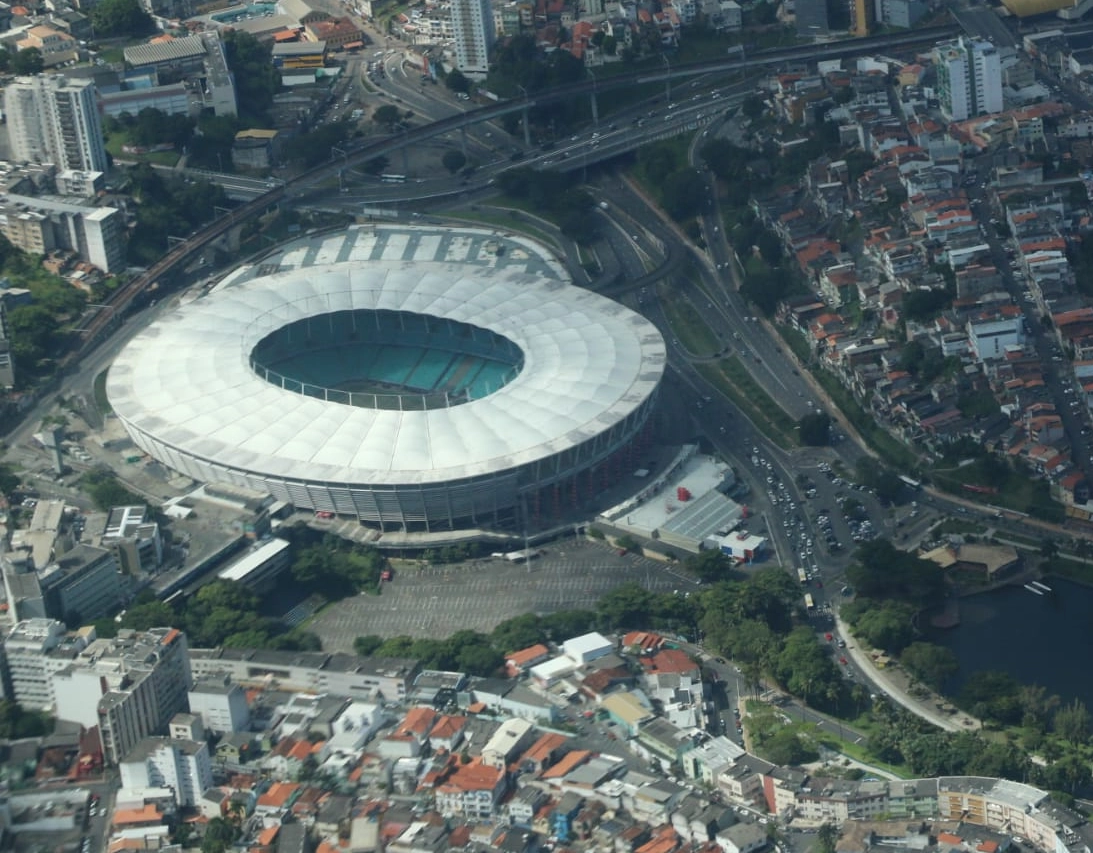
left=933, top=37, right=1003, bottom=121
left=4, top=76, right=108, bottom=173
left=50, top=627, right=192, bottom=764
left=119, top=737, right=213, bottom=808
left=851, top=0, right=874, bottom=35
left=0, top=618, right=81, bottom=710
left=188, top=673, right=251, bottom=734
left=874, top=0, right=925, bottom=27
left=451, top=0, right=494, bottom=79
left=0, top=296, right=13, bottom=389
left=37, top=543, right=123, bottom=626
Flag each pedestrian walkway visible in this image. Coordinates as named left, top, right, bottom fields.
left=834, top=610, right=981, bottom=733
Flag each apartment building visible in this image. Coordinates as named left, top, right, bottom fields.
left=51, top=627, right=192, bottom=764
left=933, top=37, right=1003, bottom=121
left=0, top=194, right=126, bottom=273
left=37, top=544, right=123, bottom=625
left=119, top=737, right=214, bottom=807
left=0, top=296, right=13, bottom=388
left=0, top=618, right=84, bottom=709
left=188, top=648, right=419, bottom=702
left=451, top=0, right=494, bottom=78
left=4, top=76, right=107, bottom=172
left=187, top=673, right=250, bottom=734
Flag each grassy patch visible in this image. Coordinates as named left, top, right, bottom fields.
left=696, top=357, right=796, bottom=448
left=446, top=207, right=558, bottom=248
left=930, top=460, right=1065, bottom=523
left=814, top=731, right=913, bottom=778
left=776, top=324, right=811, bottom=363
left=813, top=370, right=919, bottom=470
left=934, top=518, right=987, bottom=537
left=657, top=284, right=721, bottom=357
left=93, top=369, right=112, bottom=416
left=105, top=132, right=180, bottom=167
left=1041, top=554, right=1093, bottom=586
left=630, top=136, right=693, bottom=199
left=994, top=530, right=1045, bottom=550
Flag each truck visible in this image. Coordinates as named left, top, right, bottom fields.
left=502, top=548, right=543, bottom=563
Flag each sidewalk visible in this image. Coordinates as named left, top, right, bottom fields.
left=833, top=610, right=981, bottom=733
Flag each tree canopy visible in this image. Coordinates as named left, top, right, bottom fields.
left=91, top=0, right=154, bottom=37
left=845, top=539, right=945, bottom=606
left=221, top=30, right=280, bottom=123
left=798, top=412, right=831, bottom=446
left=11, top=47, right=43, bottom=74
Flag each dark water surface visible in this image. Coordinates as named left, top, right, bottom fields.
left=928, top=577, right=1093, bottom=707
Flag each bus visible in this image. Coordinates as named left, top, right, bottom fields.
left=803, top=593, right=815, bottom=611
left=380, top=174, right=407, bottom=183
left=898, top=475, right=922, bottom=490
left=797, top=567, right=807, bottom=584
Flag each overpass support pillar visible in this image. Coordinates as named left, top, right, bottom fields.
left=522, top=105, right=531, bottom=147
left=400, top=144, right=409, bottom=175
left=590, top=92, right=598, bottom=125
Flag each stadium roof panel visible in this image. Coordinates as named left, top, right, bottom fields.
left=108, top=261, right=665, bottom=486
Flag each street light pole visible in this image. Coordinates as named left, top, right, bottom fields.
left=662, top=53, right=671, bottom=103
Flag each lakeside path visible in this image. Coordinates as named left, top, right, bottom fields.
left=833, top=610, right=982, bottom=733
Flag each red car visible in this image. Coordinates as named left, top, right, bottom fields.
left=839, top=657, right=848, bottom=666
left=824, top=632, right=833, bottom=642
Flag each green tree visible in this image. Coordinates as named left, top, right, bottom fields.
left=596, top=582, right=655, bottom=629
left=363, top=155, right=390, bottom=175
left=373, top=104, right=402, bottom=128
left=445, top=69, right=470, bottom=93
left=221, top=30, right=280, bottom=122
left=353, top=635, right=383, bottom=657
left=660, top=168, right=706, bottom=221
left=11, top=47, right=43, bottom=74
left=90, top=0, right=154, bottom=36
left=442, top=149, right=467, bottom=174
left=1054, top=699, right=1091, bottom=745
left=0, top=699, right=52, bottom=738
left=900, top=642, right=958, bottom=689
left=817, top=823, right=839, bottom=853
left=0, top=463, right=19, bottom=497
left=202, top=818, right=239, bottom=853
left=81, top=470, right=147, bottom=512
left=491, top=613, right=546, bottom=653
left=845, top=539, right=944, bottom=606
left=960, top=671, right=1022, bottom=724
left=686, top=549, right=734, bottom=583
left=117, top=601, right=177, bottom=631
left=798, top=412, right=831, bottom=446
left=741, top=94, right=766, bottom=120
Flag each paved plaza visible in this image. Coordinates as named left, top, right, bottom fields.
left=308, top=540, right=699, bottom=650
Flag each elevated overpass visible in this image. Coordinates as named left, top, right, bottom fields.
left=75, top=24, right=960, bottom=356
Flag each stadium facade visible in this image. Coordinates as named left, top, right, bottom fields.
left=107, top=256, right=665, bottom=533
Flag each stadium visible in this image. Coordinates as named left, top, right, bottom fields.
left=107, top=240, right=665, bottom=534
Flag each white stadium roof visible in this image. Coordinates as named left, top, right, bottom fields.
left=107, top=262, right=665, bottom=487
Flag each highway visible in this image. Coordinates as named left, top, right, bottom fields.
left=66, top=25, right=963, bottom=361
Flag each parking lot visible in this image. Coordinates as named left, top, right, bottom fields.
left=308, top=540, right=700, bottom=649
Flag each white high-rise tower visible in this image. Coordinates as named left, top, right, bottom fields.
left=933, top=37, right=1002, bottom=122
left=452, top=0, right=495, bottom=79
left=4, top=76, right=108, bottom=172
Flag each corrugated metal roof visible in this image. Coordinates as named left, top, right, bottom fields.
left=123, top=34, right=206, bottom=66
left=1001, top=0, right=1071, bottom=17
